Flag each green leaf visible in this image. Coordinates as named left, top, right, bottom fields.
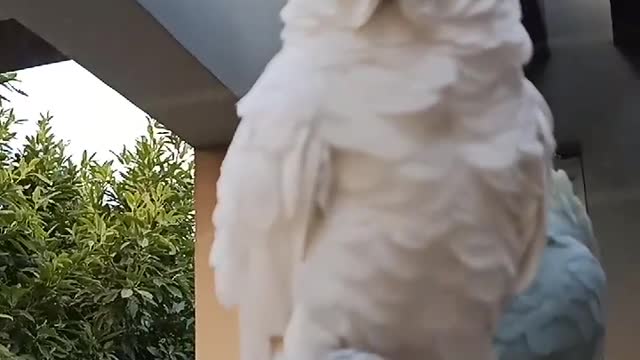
left=32, top=172, right=52, bottom=185
left=127, top=299, right=139, bottom=318
left=103, top=290, right=120, bottom=304
left=0, top=343, right=18, bottom=357
left=147, top=346, right=162, bottom=356
left=136, top=289, right=153, bottom=301
left=120, top=289, right=134, bottom=299
left=171, top=302, right=186, bottom=313
left=166, top=285, right=182, bottom=298
left=0, top=314, right=14, bottom=321
left=16, top=310, right=35, bottom=323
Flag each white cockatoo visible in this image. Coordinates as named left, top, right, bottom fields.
left=210, top=1, right=556, bottom=360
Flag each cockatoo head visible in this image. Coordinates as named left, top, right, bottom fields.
left=280, top=0, right=521, bottom=29
left=280, top=0, right=529, bottom=62
left=281, top=0, right=385, bottom=29
left=279, top=0, right=451, bottom=29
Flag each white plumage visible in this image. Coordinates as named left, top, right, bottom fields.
left=210, top=1, right=556, bottom=359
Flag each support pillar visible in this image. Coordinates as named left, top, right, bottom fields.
left=194, top=148, right=239, bottom=360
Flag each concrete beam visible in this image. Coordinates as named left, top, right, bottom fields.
left=0, top=19, right=67, bottom=73
left=0, top=0, right=237, bottom=148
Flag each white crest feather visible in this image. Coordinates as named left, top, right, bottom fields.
left=282, top=0, right=382, bottom=29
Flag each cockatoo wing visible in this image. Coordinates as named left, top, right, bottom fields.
left=493, top=169, right=606, bottom=360
left=210, top=55, right=331, bottom=360
left=508, top=81, right=556, bottom=296
left=493, top=241, right=606, bottom=360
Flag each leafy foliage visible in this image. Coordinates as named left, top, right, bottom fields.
left=0, top=74, right=195, bottom=359
left=0, top=73, right=26, bottom=103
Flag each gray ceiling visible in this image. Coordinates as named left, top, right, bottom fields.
left=136, top=0, right=286, bottom=97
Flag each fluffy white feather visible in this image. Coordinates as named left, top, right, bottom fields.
left=211, top=1, right=555, bottom=360
left=548, top=169, right=600, bottom=259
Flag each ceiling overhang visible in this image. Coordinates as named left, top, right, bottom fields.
left=0, top=19, right=67, bottom=72
left=0, top=0, right=239, bottom=148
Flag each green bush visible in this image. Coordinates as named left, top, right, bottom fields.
left=0, top=74, right=195, bottom=359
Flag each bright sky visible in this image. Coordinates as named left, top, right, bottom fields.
left=5, top=60, right=148, bottom=162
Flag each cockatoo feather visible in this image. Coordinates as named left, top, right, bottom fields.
left=210, top=65, right=331, bottom=360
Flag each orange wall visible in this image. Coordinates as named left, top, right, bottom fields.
left=194, top=149, right=239, bottom=360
